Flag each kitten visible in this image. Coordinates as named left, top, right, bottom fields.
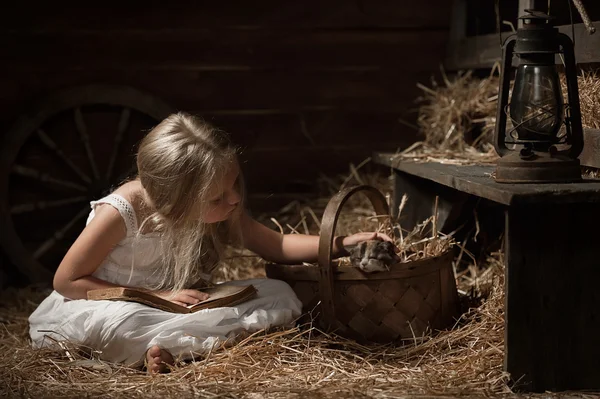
left=347, top=240, right=400, bottom=273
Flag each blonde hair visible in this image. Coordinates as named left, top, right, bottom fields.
left=135, top=112, right=244, bottom=292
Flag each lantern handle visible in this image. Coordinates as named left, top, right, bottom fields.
left=494, top=35, right=517, bottom=157
left=556, top=32, right=584, bottom=159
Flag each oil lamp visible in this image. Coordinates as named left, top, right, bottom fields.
left=494, top=10, right=584, bottom=183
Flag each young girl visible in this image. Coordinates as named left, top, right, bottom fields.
left=28, top=112, right=393, bottom=373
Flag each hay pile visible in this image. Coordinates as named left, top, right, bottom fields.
left=397, top=67, right=600, bottom=165
left=0, top=163, right=593, bottom=399
left=578, top=70, right=600, bottom=130
left=416, top=69, right=500, bottom=153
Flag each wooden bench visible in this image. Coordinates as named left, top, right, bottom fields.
left=374, top=152, right=600, bottom=393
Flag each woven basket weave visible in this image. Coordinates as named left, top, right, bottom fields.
left=265, top=185, right=459, bottom=343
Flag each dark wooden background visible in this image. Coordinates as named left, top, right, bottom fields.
left=0, top=1, right=455, bottom=286
left=1, top=0, right=453, bottom=207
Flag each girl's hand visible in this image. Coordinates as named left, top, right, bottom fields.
left=342, top=232, right=395, bottom=247
left=155, top=289, right=210, bottom=307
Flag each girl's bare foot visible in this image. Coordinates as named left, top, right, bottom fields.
left=145, top=345, right=174, bottom=374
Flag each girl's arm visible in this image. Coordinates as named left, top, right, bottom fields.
left=55, top=202, right=209, bottom=305
left=53, top=204, right=129, bottom=299
left=240, top=211, right=393, bottom=264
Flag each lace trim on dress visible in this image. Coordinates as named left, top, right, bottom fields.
left=90, top=194, right=139, bottom=236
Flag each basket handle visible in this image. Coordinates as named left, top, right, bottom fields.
left=317, top=185, right=390, bottom=330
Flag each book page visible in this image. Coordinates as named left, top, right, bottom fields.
left=186, top=285, right=255, bottom=309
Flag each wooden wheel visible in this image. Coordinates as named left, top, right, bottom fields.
left=0, top=85, right=173, bottom=283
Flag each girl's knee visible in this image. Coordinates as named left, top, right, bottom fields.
left=252, top=278, right=294, bottom=296
left=228, top=278, right=301, bottom=311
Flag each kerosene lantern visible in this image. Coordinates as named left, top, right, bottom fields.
left=494, top=9, right=584, bottom=183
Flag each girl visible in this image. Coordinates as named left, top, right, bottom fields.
left=29, top=112, right=393, bottom=373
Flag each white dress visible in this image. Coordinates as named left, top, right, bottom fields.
left=28, top=194, right=302, bottom=367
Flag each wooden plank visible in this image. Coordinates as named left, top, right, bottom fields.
left=579, top=128, right=600, bottom=169
left=292, top=111, right=418, bottom=148
left=240, top=146, right=377, bottom=194
left=449, top=0, right=467, bottom=43
left=207, top=114, right=313, bottom=150
left=372, top=153, right=600, bottom=205
left=0, top=69, right=434, bottom=112
left=445, top=21, right=600, bottom=70
left=246, top=192, right=321, bottom=214
left=207, top=111, right=416, bottom=150
left=0, top=30, right=448, bottom=72
left=392, top=169, right=470, bottom=233
left=373, top=155, right=511, bottom=205
left=505, top=203, right=600, bottom=391
left=2, top=0, right=453, bottom=30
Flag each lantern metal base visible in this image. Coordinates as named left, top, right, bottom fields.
left=494, top=151, right=582, bottom=184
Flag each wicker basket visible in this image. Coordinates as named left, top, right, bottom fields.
left=265, top=185, right=460, bottom=344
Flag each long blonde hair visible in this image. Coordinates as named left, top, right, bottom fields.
left=135, top=112, right=244, bottom=292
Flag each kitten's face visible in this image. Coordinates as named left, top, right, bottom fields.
left=348, top=240, right=400, bottom=273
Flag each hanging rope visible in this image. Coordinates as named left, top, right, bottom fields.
left=571, top=0, right=596, bottom=34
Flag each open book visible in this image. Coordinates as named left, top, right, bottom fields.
left=87, top=284, right=257, bottom=314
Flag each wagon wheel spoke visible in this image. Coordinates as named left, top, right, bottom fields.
left=106, top=108, right=131, bottom=181
left=74, top=107, right=100, bottom=180
left=10, top=196, right=88, bottom=215
left=33, top=206, right=89, bottom=260
left=0, top=84, right=173, bottom=283
left=12, top=165, right=88, bottom=192
left=36, top=129, right=92, bottom=184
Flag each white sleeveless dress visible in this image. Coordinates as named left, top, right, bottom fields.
left=28, top=194, right=302, bottom=367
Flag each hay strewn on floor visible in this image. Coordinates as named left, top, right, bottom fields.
left=0, top=164, right=596, bottom=399
left=0, top=258, right=506, bottom=398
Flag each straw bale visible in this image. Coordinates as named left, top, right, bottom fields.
left=395, top=68, right=600, bottom=166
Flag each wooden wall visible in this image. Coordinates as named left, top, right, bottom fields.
left=1, top=0, right=452, bottom=210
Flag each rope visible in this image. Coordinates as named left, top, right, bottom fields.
left=572, top=0, right=596, bottom=34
